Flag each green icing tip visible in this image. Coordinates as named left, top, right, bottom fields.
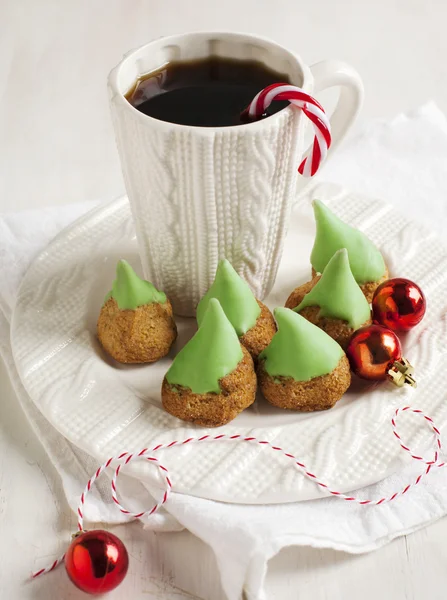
left=196, top=259, right=261, bottom=336
left=106, top=260, right=166, bottom=310
left=259, top=308, right=344, bottom=381
left=166, top=298, right=244, bottom=394
left=295, top=249, right=371, bottom=329
left=311, top=200, right=386, bottom=284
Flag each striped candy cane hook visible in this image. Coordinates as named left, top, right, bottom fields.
left=243, top=83, right=332, bottom=177
left=32, top=406, right=445, bottom=580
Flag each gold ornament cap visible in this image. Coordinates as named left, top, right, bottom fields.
left=387, top=357, right=417, bottom=388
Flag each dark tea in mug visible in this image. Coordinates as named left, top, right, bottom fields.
left=125, top=56, right=291, bottom=127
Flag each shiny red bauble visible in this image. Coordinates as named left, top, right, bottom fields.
left=346, top=324, right=402, bottom=380
left=64, top=530, right=129, bottom=595
left=372, top=278, right=426, bottom=331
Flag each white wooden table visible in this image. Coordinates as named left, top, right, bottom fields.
left=2, top=1, right=447, bottom=598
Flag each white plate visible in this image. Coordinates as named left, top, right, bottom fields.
left=11, top=183, right=447, bottom=503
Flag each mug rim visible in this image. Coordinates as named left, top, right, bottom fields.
left=108, top=31, right=312, bottom=134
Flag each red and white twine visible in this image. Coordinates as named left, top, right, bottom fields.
left=243, top=83, right=332, bottom=177
left=32, top=406, right=445, bottom=579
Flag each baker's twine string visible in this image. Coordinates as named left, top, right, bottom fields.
left=32, top=406, right=445, bottom=579
left=242, top=83, right=332, bottom=177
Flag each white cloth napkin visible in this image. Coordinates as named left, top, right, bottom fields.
left=2, top=102, right=447, bottom=600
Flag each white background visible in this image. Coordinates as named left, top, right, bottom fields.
left=1, top=0, right=447, bottom=598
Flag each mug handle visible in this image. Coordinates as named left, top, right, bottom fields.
left=309, top=59, right=364, bottom=157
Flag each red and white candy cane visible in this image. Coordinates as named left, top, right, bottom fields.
left=32, top=406, right=445, bottom=579
left=243, top=83, right=332, bottom=177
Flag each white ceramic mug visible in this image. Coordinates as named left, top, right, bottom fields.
left=108, top=32, right=363, bottom=316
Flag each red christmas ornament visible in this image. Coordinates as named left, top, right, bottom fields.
left=64, top=530, right=128, bottom=595
left=372, top=278, right=426, bottom=332
left=346, top=324, right=416, bottom=387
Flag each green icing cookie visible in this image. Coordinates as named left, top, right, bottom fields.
left=166, top=298, right=244, bottom=394
left=259, top=308, right=344, bottom=381
left=106, top=259, right=166, bottom=310
left=295, top=249, right=371, bottom=329
left=196, top=259, right=261, bottom=336
left=311, top=200, right=386, bottom=284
